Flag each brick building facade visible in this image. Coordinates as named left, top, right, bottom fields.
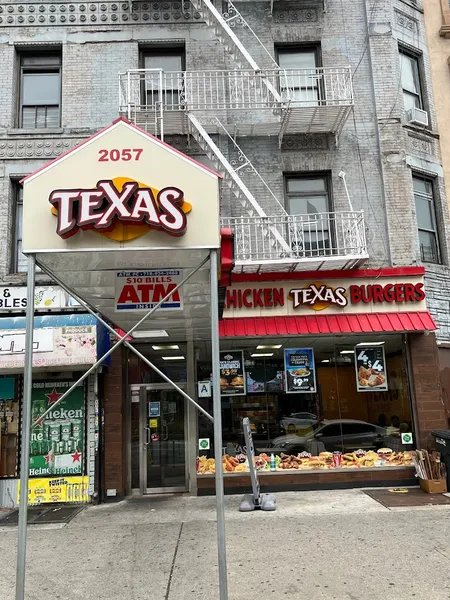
left=0, top=0, right=449, bottom=500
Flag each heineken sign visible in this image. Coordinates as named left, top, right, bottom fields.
left=29, top=380, right=85, bottom=477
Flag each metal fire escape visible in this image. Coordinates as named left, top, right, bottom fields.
left=119, top=0, right=364, bottom=272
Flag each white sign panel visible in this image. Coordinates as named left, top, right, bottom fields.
left=0, top=286, right=80, bottom=312
left=0, top=326, right=97, bottom=369
left=115, top=270, right=183, bottom=312
left=0, top=329, right=53, bottom=355
left=198, top=381, right=211, bottom=398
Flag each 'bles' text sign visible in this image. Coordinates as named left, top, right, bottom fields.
left=115, top=270, right=183, bottom=311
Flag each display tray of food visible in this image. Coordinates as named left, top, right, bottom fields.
left=197, top=449, right=414, bottom=475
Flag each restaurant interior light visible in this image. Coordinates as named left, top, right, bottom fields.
left=321, top=359, right=330, bottom=363
left=256, top=345, right=282, bottom=350
left=251, top=353, right=274, bottom=357
left=355, top=341, right=385, bottom=346
left=340, top=350, right=354, bottom=355
left=132, top=330, right=169, bottom=339
left=162, top=356, right=185, bottom=361
left=152, top=345, right=180, bottom=350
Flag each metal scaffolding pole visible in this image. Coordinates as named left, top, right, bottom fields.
left=210, top=248, right=228, bottom=600
left=15, top=254, right=36, bottom=600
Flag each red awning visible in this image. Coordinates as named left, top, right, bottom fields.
left=219, top=312, right=437, bottom=337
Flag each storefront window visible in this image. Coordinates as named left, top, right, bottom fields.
left=197, top=334, right=415, bottom=474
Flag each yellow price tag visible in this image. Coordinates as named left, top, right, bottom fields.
left=149, top=419, right=158, bottom=428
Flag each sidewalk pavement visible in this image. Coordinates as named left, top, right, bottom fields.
left=1, top=489, right=450, bottom=600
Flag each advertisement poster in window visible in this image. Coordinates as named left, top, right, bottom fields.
left=246, top=361, right=284, bottom=393
left=220, top=350, right=246, bottom=396
left=355, top=345, right=388, bottom=392
left=284, top=348, right=316, bottom=394
left=29, top=380, right=84, bottom=477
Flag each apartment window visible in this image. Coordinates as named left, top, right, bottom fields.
left=13, top=185, right=27, bottom=273
left=18, top=52, right=61, bottom=128
left=276, top=46, right=321, bottom=106
left=399, top=48, right=424, bottom=113
left=140, top=48, right=185, bottom=110
left=413, top=175, right=441, bottom=264
left=285, top=174, right=332, bottom=255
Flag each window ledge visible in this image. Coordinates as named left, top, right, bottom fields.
left=6, top=128, right=63, bottom=136
left=402, top=122, right=440, bottom=139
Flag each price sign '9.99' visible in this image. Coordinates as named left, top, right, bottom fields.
left=355, top=345, right=388, bottom=392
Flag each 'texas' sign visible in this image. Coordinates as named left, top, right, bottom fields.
left=49, top=178, right=192, bottom=241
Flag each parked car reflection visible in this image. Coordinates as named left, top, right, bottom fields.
left=256, top=419, right=386, bottom=455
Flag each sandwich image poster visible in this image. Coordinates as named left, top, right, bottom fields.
left=284, top=348, right=316, bottom=394
left=355, top=345, right=388, bottom=392
left=219, top=350, right=246, bottom=396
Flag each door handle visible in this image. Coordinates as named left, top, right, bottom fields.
left=163, top=422, right=169, bottom=441
left=144, top=426, right=151, bottom=446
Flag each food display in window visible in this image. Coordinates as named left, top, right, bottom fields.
left=197, top=450, right=414, bottom=474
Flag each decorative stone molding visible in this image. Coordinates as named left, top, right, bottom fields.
left=281, top=134, right=328, bottom=151
left=272, top=6, right=318, bottom=23
left=407, top=134, right=432, bottom=155
left=0, top=137, right=81, bottom=159
left=394, top=10, right=418, bottom=34
left=0, top=2, right=200, bottom=27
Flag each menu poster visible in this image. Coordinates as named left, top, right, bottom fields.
left=220, top=350, right=246, bottom=396
left=284, top=348, right=316, bottom=394
left=355, top=345, right=388, bottom=392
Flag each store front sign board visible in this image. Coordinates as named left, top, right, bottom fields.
left=17, top=476, right=89, bottom=505
left=224, top=276, right=427, bottom=317
left=0, top=326, right=96, bottom=369
left=115, top=269, right=183, bottom=312
left=0, top=286, right=80, bottom=312
left=22, top=119, right=221, bottom=255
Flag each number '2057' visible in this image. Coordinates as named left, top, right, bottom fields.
left=98, top=148, right=143, bottom=162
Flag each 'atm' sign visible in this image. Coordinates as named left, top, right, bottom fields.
left=115, top=270, right=183, bottom=312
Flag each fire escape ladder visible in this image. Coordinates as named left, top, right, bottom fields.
left=187, top=113, right=291, bottom=255
left=189, top=0, right=282, bottom=104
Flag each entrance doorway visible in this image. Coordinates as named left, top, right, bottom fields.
left=131, top=384, right=188, bottom=494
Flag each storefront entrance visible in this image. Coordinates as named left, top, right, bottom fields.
left=131, top=384, right=187, bottom=494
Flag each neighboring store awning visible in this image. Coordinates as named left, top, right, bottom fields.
left=219, top=312, right=437, bottom=337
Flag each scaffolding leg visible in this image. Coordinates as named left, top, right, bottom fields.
left=15, top=254, right=36, bottom=600
left=210, top=248, right=228, bottom=600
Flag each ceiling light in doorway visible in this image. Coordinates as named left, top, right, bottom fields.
left=256, top=344, right=282, bottom=350
left=321, top=359, right=330, bottom=363
left=251, top=352, right=274, bottom=357
left=355, top=341, right=385, bottom=347
left=162, top=356, right=185, bottom=361
left=132, top=330, right=168, bottom=339
left=152, top=345, right=180, bottom=350
left=340, top=350, right=354, bottom=355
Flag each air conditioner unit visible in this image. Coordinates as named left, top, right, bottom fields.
left=407, top=107, right=429, bottom=127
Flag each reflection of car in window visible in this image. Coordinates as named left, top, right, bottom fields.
left=280, top=412, right=318, bottom=431
left=258, top=419, right=386, bottom=455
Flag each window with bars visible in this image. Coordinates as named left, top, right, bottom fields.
left=284, top=174, right=333, bottom=256
left=276, top=46, right=322, bottom=106
left=18, top=53, right=61, bottom=129
left=413, top=175, right=441, bottom=264
left=140, top=48, right=185, bottom=110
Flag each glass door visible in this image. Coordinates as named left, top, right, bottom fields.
left=141, top=386, right=187, bottom=493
